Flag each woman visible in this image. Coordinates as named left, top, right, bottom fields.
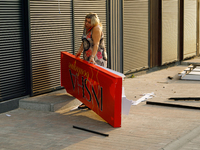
left=75, top=12, right=107, bottom=109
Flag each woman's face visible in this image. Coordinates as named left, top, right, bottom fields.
left=85, top=18, right=92, bottom=30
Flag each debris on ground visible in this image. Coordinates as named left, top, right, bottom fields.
left=132, top=92, right=155, bottom=105
left=168, top=76, right=173, bottom=80
left=130, top=74, right=135, bottom=78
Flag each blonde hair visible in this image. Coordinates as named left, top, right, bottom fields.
left=85, top=12, right=102, bottom=29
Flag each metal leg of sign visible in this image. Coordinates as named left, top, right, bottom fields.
left=146, top=101, right=200, bottom=110
left=169, top=97, right=200, bottom=101
left=73, top=125, right=109, bottom=137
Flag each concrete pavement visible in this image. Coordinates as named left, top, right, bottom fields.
left=1, top=58, right=200, bottom=149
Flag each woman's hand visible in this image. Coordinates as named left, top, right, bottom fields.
left=76, top=43, right=83, bottom=58
left=89, top=56, right=95, bottom=64
left=75, top=51, right=81, bottom=58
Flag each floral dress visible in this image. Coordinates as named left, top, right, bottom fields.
left=82, top=27, right=107, bottom=68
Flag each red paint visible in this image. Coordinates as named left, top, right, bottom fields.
left=61, top=52, right=122, bottom=127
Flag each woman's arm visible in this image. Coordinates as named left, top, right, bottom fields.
left=75, top=42, right=83, bottom=57
left=89, top=25, right=101, bottom=63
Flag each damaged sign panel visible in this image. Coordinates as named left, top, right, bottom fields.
left=60, top=52, right=122, bottom=127
left=179, top=65, right=200, bottom=80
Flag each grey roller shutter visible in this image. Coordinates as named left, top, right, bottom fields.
left=0, top=0, right=26, bottom=102
left=74, top=0, right=107, bottom=54
left=123, top=0, right=149, bottom=73
left=162, top=0, right=178, bottom=64
left=30, top=0, right=73, bottom=95
left=184, top=0, right=197, bottom=58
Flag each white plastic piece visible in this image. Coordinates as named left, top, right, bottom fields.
left=132, top=92, right=155, bottom=105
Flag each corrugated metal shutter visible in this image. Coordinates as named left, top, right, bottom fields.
left=0, top=0, right=26, bottom=102
left=162, top=0, right=178, bottom=64
left=74, top=0, right=107, bottom=54
left=184, top=0, right=197, bottom=58
left=123, top=0, right=149, bottom=73
left=109, top=0, right=123, bottom=72
left=30, top=0, right=73, bottom=95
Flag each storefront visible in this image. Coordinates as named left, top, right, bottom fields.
left=0, top=0, right=28, bottom=102
left=0, top=0, right=199, bottom=111
left=123, top=0, right=149, bottom=74
left=162, top=0, right=178, bottom=64
left=183, top=0, right=197, bottom=59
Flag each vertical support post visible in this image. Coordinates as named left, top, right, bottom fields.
left=22, top=0, right=33, bottom=96
left=106, top=0, right=111, bottom=68
left=178, top=0, right=184, bottom=61
left=197, top=0, right=199, bottom=56
left=150, top=0, right=162, bottom=67
left=72, top=0, right=75, bottom=55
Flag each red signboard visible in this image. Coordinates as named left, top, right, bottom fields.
left=61, top=52, right=122, bottom=127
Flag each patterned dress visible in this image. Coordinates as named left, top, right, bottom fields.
left=82, top=27, right=107, bottom=68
